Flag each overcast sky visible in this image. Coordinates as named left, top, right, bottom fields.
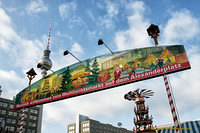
left=0, top=0, right=200, bottom=133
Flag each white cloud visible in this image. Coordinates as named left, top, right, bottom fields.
left=70, top=42, right=83, bottom=55
left=162, top=9, right=200, bottom=43
left=58, top=2, right=85, bottom=28
left=114, top=1, right=151, bottom=50
left=59, top=2, right=76, bottom=21
left=43, top=86, right=131, bottom=126
left=98, top=1, right=119, bottom=29
left=0, top=70, right=25, bottom=99
left=106, top=2, right=119, bottom=17
left=0, top=7, right=45, bottom=96
left=26, top=0, right=48, bottom=14
left=0, top=8, right=17, bottom=49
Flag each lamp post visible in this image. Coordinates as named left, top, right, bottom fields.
left=63, top=50, right=82, bottom=63
left=147, top=24, right=181, bottom=133
left=19, top=68, right=37, bottom=133
left=98, top=39, right=114, bottom=54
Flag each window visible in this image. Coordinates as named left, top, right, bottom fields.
left=0, top=117, right=5, bottom=127
left=27, top=129, right=36, bottom=133
left=32, top=122, right=36, bottom=127
left=29, top=115, right=37, bottom=120
left=27, top=129, right=32, bottom=133
left=69, top=126, right=75, bottom=130
left=8, top=111, right=13, bottom=116
left=33, top=116, right=37, bottom=120
left=83, top=127, right=89, bottom=132
left=10, top=126, right=15, bottom=131
left=3, top=103, right=8, bottom=108
left=11, top=119, right=16, bottom=124
left=83, top=123, right=89, bottom=127
left=13, top=112, right=18, bottom=116
left=5, top=126, right=15, bottom=132
left=28, top=122, right=32, bottom=127
left=30, top=109, right=38, bottom=114
left=0, top=102, right=8, bottom=108
left=9, top=104, right=14, bottom=109
left=29, top=115, right=33, bottom=120
left=28, top=122, right=36, bottom=127
left=0, top=102, right=3, bottom=106
left=6, top=118, right=11, bottom=123
left=1, top=109, right=6, bottom=115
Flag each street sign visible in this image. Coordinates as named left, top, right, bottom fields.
left=14, top=45, right=190, bottom=109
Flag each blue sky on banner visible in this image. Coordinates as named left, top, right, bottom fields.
left=0, top=0, right=200, bottom=132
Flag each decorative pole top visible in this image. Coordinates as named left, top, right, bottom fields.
left=147, top=24, right=160, bottom=46
left=26, top=68, right=37, bottom=86
left=124, top=88, right=154, bottom=102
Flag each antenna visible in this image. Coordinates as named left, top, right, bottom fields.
left=47, top=17, right=53, bottom=49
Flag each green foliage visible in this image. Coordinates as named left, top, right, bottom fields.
left=87, top=57, right=100, bottom=84
left=61, top=66, right=73, bottom=92
left=85, top=60, right=91, bottom=72
left=15, top=93, right=22, bottom=105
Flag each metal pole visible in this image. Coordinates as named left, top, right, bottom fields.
left=69, top=52, right=82, bottom=63
left=103, top=43, right=114, bottom=55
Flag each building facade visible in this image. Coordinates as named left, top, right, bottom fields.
left=67, top=114, right=132, bottom=133
left=0, top=97, right=41, bottom=133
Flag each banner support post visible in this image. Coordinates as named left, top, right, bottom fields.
left=19, top=68, right=37, bottom=133
left=147, top=24, right=181, bottom=133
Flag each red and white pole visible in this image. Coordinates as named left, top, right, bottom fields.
left=147, top=24, right=181, bottom=132
left=163, top=74, right=180, bottom=132
left=19, top=68, right=37, bottom=133
left=19, top=108, right=25, bottom=133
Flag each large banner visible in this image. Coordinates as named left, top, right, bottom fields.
left=14, top=45, right=190, bottom=109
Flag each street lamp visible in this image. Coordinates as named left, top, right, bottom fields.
left=63, top=50, right=82, bottom=63
left=147, top=24, right=160, bottom=46
left=98, top=39, right=114, bottom=54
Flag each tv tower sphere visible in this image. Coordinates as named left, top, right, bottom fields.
left=38, top=47, right=52, bottom=77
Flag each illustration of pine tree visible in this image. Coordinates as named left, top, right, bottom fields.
left=61, top=66, right=73, bottom=92
left=85, top=60, right=93, bottom=84
left=15, top=93, right=22, bottom=105
left=85, top=59, right=91, bottom=72
left=90, top=57, right=100, bottom=84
